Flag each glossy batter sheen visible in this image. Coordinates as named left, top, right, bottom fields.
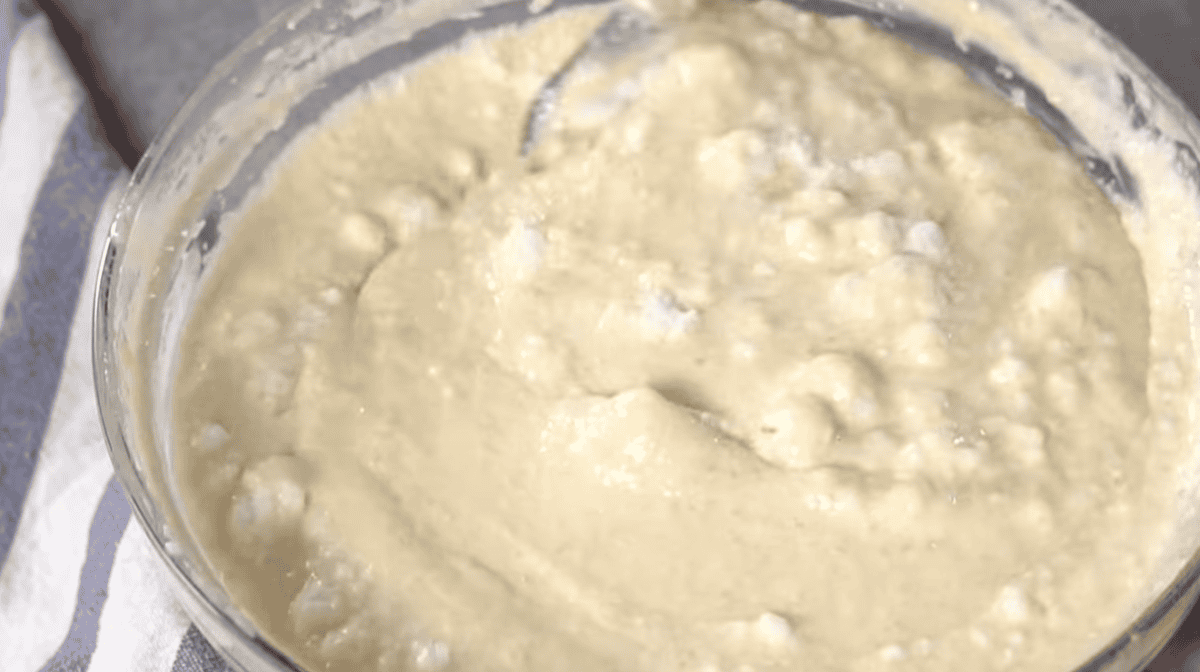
left=173, top=3, right=1187, bottom=671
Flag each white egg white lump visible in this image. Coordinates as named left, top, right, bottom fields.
left=172, top=3, right=1192, bottom=672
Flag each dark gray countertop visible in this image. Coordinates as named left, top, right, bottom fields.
left=37, top=0, right=1200, bottom=669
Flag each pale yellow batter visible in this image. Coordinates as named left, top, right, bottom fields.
left=173, top=3, right=1190, bottom=672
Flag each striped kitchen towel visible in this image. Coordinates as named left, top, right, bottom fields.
left=0, top=3, right=233, bottom=671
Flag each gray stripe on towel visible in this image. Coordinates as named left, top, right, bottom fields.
left=171, top=625, right=234, bottom=672
left=36, top=475, right=131, bottom=672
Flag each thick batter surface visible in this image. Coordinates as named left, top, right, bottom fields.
left=174, top=3, right=1188, bottom=671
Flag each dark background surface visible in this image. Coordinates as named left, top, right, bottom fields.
left=31, top=0, right=1200, bottom=669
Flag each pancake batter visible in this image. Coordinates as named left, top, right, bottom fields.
left=172, top=3, right=1190, bottom=671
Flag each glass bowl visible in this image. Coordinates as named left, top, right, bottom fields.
left=92, top=0, right=1200, bottom=670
